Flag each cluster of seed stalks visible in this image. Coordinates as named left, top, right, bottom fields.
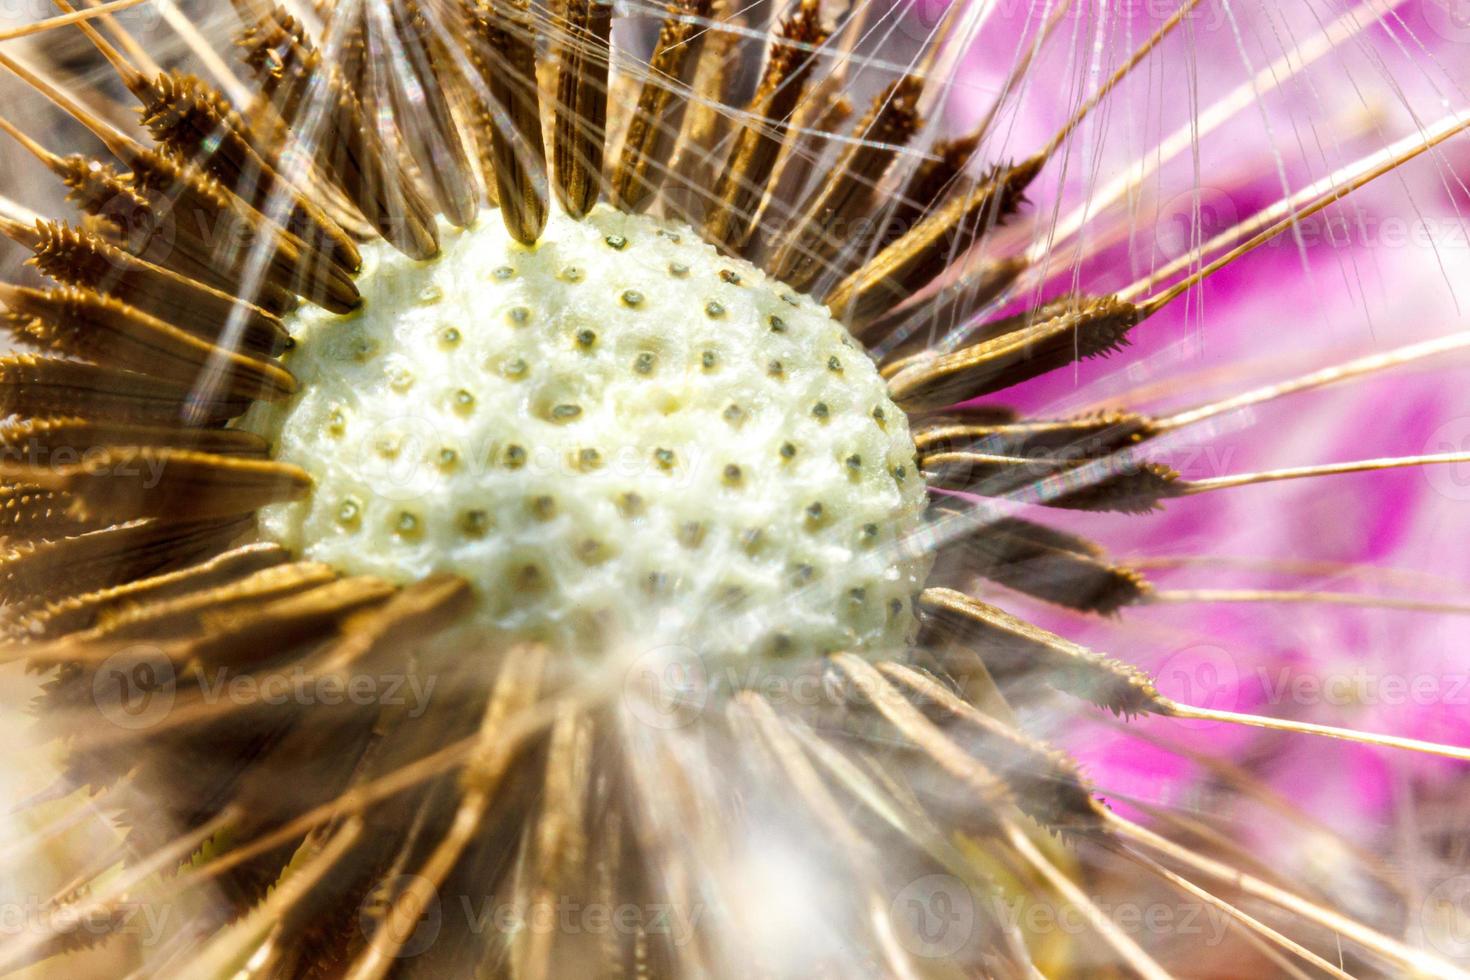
left=0, top=0, right=1465, bottom=976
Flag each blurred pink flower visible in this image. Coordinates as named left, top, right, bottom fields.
left=936, top=0, right=1470, bottom=879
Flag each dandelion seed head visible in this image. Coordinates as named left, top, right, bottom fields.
left=248, top=206, right=931, bottom=657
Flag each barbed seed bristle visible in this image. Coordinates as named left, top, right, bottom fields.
left=927, top=504, right=1152, bottom=614
left=767, top=75, right=925, bottom=292
left=134, top=70, right=363, bottom=271
left=825, top=156, right=1042, bottom=325
left=610, top=0, right=713, bottom=212
left=919, top=587, right=1168, bottom=717
left=467, top=0, right=549, bottom=245
left=12, top=541, right=289, bottom=642
left=0, top=284, right=296, bottom=400
left=886, top=295, right=1142, bottom=411
left=0, top=354, right=252, bottom=424
left=2, top=218, right=290, bottom=355
left=0, top=517, right=250, bottom=605
left=238, top=6, right=440, bottom=259
left=702, top=0, right=828, bottom=251
left=551, top=0, right=612, bottom=218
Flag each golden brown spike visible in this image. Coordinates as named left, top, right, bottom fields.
left=858, top=0, right=1199, bottom=308
left=0, top=117, right=293, bottom=314
left=238, top=8, right=441, bottom=259
left=467, top=0, right=549, bottom=244
left=759, top=87, right=852, bottom=251
left=858, top=255, right=1027, bottom=346
left=0, top=355, right=251, bottom=424
left=0, top=49, right=361, bottom=312
left=767, top=75, right=924, bottom=291
left=825, top=155, right=1043, bottom=325
left=877, top=661, right=1110, bottom=836
left=0, top=416, right=267, bottom=459
left=84, top=152, right=337, bottom=313
left=39, top=561, right=337, bottom=653
left=886, top=132, right=982, bottom=234
left=134, top=70, right=363, bottom=272
left=880, top=294, right=1089, bottom=367
left=885, top=295, right=1140, bottom=411
left=0, top=112, right=103, bottom=198
left=0, top=486, right=99, bottom=539
left=610, top=0, right=712, bottom=211
left=0, top=284, right=297, bottom=401
left=919, top=587, right=1167, bottom=716
left=0, top=516, right=250, bottom=605
left=660, top=13, right=743, bottom=226
left=61, top=156, right=297, bottom=313
left=703, top=0, right=828, bottom=251
left=116, top=139, right=362, bottom=313
left=323, top=573, right=475, bottom=671
left=189, top=575, right=397, bottom=665
left=823, top=654, right=1011, bottom=812
left=551, top=0, right=612, bottom=217
left=913, top=411, right=1158, bottom=458
left=911, top=410, right=1173, bottom=511
left=928, top=505, right=1151, bottom=614
left=7, top=447, right=310, bottom=523
left=921, top=451, right=1180, bottom=514
left=379, top=1, right=479, bottom=228
left=463, top=100, right=502, bottom=208
left=0, top=218, right=291, bottom=356
left=15, top=542, right=289, bottom=641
